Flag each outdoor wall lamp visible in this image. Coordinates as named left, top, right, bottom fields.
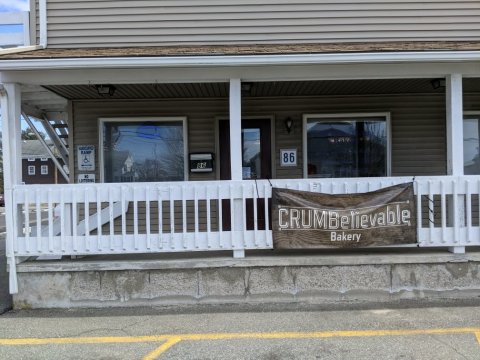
left=285, top=117, right=293, bottom=134
left=96, top=84, right=116, bottom=97
left=430, top=78, right=446, bottom=90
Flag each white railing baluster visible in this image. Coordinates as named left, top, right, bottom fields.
left=133, top=187, right=139, bottom=250
left=415, top=181, right=422, bottom=244
left=96, top=186, right=102, bottom=251
left=72, top=189, right=78, bottom=253
left=24, top=190, right=30, bottom=254
left=35, top=189, right=41, bottom=253
left=241, top=184, right=247, bottom=248
left=85, top=188, right=90, bottom=252
left=109, top=186, right=114, bottom=251
left=440, top=180, right=446, bottom=244
left=157, top=187, right=163, bottom=250
left=121, top=187, right=126, bottom=251
left=206, top=186, right=212, bottom=249
left=466, top=179, right=472, bottom=245
left=453, top=179, right=459, bottom=245
left=182, top=185, right=187, bottom=249
left=170, top=186, right=175, bottom=249
left=218, top=184, right=223, bottom=249
left=265, top=182, right=272, bottom=247
left=194, top=187, right=199, bottom=249
left=230, top=184, right=235, bottom=249
left=253, top=183, right=258, bottom=247
left=48, top=189, right=53, bottom=253
left=146, top=186, right=151, bottom=250
left=60, top=188, right=66, bottom=252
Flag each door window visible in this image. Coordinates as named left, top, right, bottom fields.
left=464, top=115, right=480, bottom=174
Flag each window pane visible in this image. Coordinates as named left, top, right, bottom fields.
left=103, top=121, right=184, bottom=183
left=242, top=128, right=261, bottom=179
left=307, top=117, right=387, bottom=178
left=464, top=117, right=480, bottom=175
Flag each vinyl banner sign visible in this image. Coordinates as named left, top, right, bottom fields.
left=272, top=183, right=416, bottom=248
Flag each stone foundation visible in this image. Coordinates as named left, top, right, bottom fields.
left=13, top=251, right=480, bottom=308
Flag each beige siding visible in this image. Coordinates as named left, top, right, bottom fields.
left=45, top=0, right=480, bottom=48
left=73, top=93, right=446, bottom=182
left=464, top=93, right=480, bottom=113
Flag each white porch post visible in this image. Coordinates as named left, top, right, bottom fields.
left=229, top=79, right=243, bottom=181
left=0, top=83, right=22, bottom=293
left=445, top=74, right=465, bottom=254
left=229, top=79, right=245, bottom=258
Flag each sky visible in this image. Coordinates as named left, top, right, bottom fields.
left=0, top=0, right=29, bottom=12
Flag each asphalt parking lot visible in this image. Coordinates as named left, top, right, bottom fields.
left=0, top=304, right=479, bottom=359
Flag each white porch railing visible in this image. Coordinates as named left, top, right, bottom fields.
left=6, top=175, right=480, bottom=292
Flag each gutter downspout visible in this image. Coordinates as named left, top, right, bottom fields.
left=0, top=0, right=46, bottom=56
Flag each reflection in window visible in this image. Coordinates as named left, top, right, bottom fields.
left=464, top=116, right=480, bottom=175
left=103, top=120, right=185, bottom=183
left=242, top=128, right=261, bottom=179
left=306, top=116, right=388, bottom=178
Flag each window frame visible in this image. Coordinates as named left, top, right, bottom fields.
left=302, top=112, right=392, bottom=178
left=28, top=165, right=36, bottom=176
left=98, top=117, right=189, bottom=183
left=41, top=165, right=49, bottom=175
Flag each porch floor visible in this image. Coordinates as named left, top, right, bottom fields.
left=17, top=247, right=480, bottom=273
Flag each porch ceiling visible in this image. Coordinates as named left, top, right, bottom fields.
left=21, top=84, right=68, bottom=120
left=43, top=78, right=480, bottom=100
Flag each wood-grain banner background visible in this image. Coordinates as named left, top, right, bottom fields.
left=272, top=183, right=417, bottom=248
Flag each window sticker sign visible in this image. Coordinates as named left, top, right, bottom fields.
left=77, top=145, right=95, bottom=171
left=78, top=174, right=96, bottom=183
left=272, top=183, right=416, bottom=248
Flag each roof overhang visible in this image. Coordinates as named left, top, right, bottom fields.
left=1, top=51, right=480, bottom=71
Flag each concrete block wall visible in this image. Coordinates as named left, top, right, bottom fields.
left=13, top=261, right=480, bottom=309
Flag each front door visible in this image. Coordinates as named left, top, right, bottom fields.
left=219, top=119, right=272, bottom=230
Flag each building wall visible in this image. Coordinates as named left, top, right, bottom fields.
left=72, top=93, right=452, bottom=182
left=22, top=158, right=67, bottom=185
left=40, top=0, right=480, bottom=48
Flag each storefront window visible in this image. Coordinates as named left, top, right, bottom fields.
left=464, top=115, right=480, bottom=175
left=305, top=114, right=389, bottom=178
left=101, top=119, right=186, bottom=183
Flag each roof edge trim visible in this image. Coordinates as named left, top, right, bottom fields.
left=1, top=50, right=480, bottom=71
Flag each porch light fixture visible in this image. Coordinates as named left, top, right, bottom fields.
left=241, top=82, right=252, bottom=96
left=96, top=84, right=116, bottom=97
left=285, top=117, right=293, bottom=134
left=430, top=78, right=446, bottom=90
